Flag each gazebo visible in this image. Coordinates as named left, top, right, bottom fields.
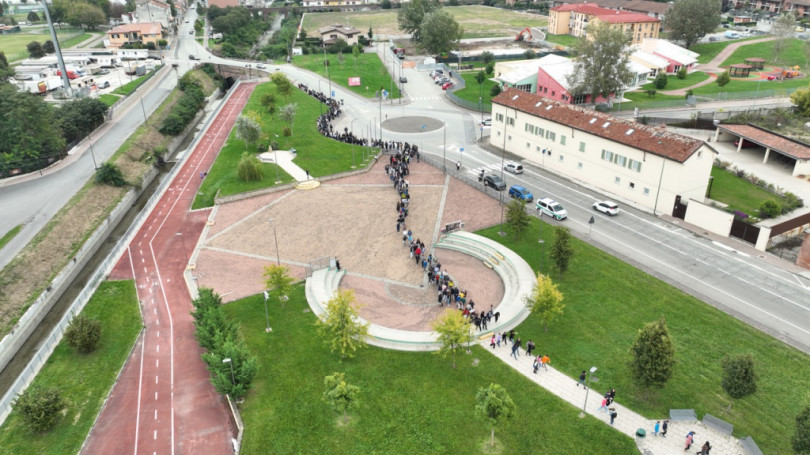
left=728, top=63, right=753, bottom=77
left=744, top=58, right=765, bottom=70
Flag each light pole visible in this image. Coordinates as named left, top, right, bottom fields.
left=222, top=358, right=235, bottom=386
left=538, top=238, right=545, bottom=275
left=580, top=366, right=598, bottom=417
left=87, top=132, right=99, bottom=170
left=262, top=290, right=272, bottom=332
left=498, top=108, right=510, bottom=236
left=273, top=134, right=280, bottom=184
left=175, top=232, right=188, bottom=263
left=140, top=96, right=149, bottom=125
left=269, top=218, right=280, bottom=266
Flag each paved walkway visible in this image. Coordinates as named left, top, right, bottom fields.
left=258, top=150, right=309, bottom=181
left=482, top=340, right=745, bottom=454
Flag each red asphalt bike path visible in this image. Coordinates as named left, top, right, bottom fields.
left=83, top=82, right=257, bottom=455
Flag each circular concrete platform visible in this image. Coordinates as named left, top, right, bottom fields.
left=382, top=116, right=443, bottom=134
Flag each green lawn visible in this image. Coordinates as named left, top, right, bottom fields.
left=721, top=38, right=808, bottom=68
left=477, top=219, right=807, bottom=455
left=452, top=72, right=498, bottom=108
left=113, top=66, right=161, bottom=96
left=0, top=280, right=141, bottom=454
left=642, top=71, right=711, bottom=91
left=0, top=224, right=22, bottom=251
left=193, top=82, right=373, bottom=209
left=709, top=166, right=788, bottom=216
left=223, top=287, right=637, bottom=454
left=692, top=76, right=808, bottom=95
left=543, top=33, right=578, bottom=47
left=690, top=36, right=762, bottom=64
left=293, top=53, right=401, bottom=100
left=0, top=30, right=84, bottom=62
left=59, top=32, right=93, bottom=49
left=98, top=94, right=121, bottom=107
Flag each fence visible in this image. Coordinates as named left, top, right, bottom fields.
left=0, top=80, right=245, bottom=427
left=633, top=107, right=794, bottom=129
left=612, top=86, right=799, bottom=112
left=307, top=256, right=332, bottom=277
left=445, top=67, right=492, bottom=113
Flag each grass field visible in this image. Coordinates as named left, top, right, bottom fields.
left=709, top=166, right=788, bottom=216
left=721, top=38, right=808, bottom=68
left=690, top=36, right=762, bottom=64
left=293, top=53, right=401, bottom=100
left=98, top=94, right=121, bottom=107
left=0, top=30, right=84, bottom=62
left=301, top=6, right=546, bottom=39
left=543, top=33, right=578, bottom=47
left=452, top=72, right=498, bottom=108
left=59, top=32, right=94, bottom=49
left=113, top=66, right=161, bottom=96
left=692, top=76, right=808, bottom=94
left=0, top=280, right=141, bottom=454
left=193, top=81, right=373, bottom=209
left=0, top=225, right=22, bottom=251
left=224, top=288, right=637, bottom=454
left=643, top=71, right=711, bottom=91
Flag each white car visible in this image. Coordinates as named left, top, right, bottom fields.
left=593, top=200, right=620, bottom=216
left=480, top=118, right=492, bottom=127
left=536, top=198, right=568, bottom=220
left=256, top=63, right=266, bottom=69
left=503, top=162, right=523, bottom=174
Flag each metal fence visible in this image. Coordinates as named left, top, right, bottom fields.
left=0, top=80, right=245, bottom=427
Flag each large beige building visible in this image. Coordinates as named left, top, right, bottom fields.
left=548, top=3, right=660, bottom=45
left=489, top=88, right=715, bottom=214
left=106, top=23, right=164, bottom=48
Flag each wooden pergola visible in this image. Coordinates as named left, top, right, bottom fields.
left=729, top=63, right=753, bottom=77
left=744, top=58, right=765, bottom=70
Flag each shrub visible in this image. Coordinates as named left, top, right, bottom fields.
left=685, top=89, right=693, bottom=98
left=677, top=67, right=687, bottom=79
left=95, top=162, right=127, bottom=186
left=759, top=200, right=781, bottom=219
left=13, top=385, right=64, bottom=432
left=645, top=89, right=657, bottom=97
left=716, top=71, right=730, bottom=87
left=64, top=314, right=102, bottom=353
left=237, top=152, right=263, bottom=182
left=489, top=84, right=501, bottom=97
left=653, top=72, right=668, bottom=89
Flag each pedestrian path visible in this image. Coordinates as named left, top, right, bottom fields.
left=480, top=340, right=745, bottom=454
left=258, top=150, right=309, bottom=181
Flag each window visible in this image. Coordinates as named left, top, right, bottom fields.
left=496, top=113, right=504, bottom=122
left=601, top=149, right=614, bottom=162
left=615, top=176, right=621, bottom=184
left=628, top=159, right=642, bottom=172
left=560, top=135, right=566, bottom=145
left=535, top=126, right=544, bottom=136
left=643, top=187, right=650, bottom=195
left=559, top=154, right=564, bottom=162
left=508, top=135, right=512, bottom=141
left=527, top=142, right=531, bottom=148
left=516, top=83, right=532, bottom=92
left=546, top=131, right=556, bottom=142
left=525, top=123, right=534, bottom=133
left=573, top=94, right=587, bottom=105
left=578, top=162, right=583, bottom=169
left=579, top=141, right=586, bottom=152
left=614, top=155, right=627, bottom=167
left=629, top=182, right=635, bottom=189
left=551, top=91, right=555, bottom=97
left=506, top=117, right=515, bottom=126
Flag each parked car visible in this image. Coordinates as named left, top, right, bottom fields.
left=536, top=198, right=568, bottom=220
left=436, top=77, right=450, bottom=85
left=483, top=174, right=506, bottom=191
left=189, top=54, right=197, bottom=60
left=441, top=82, right=453, bottom=90
left=256, top=63, right=266, bottom=69
left=98, top=68, right=110, bottom=75
left=98, top=81, right=110, bottom=89
left=399, top=76, right=407, bottom=83
left=508, top=185, right=533, bottom=202
left=429, top=70, right=444, bottom=78
left=593, top=200, right=620, bottom=216
left=480, top=118, right=492, bottom=127
left=503, top=162, right=523, bottom=174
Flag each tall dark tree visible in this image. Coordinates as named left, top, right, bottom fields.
left=418, top=10, right=463, bottom=55
left=794, top=405, right=810, bottom=454
left=43, top=40, right=55, bottom=54
left=549, top=225, right=573, bottom=275
left=664, top=0, right=721, bottom=48
left=0, top=51, right=13, bottom=82
left=629, top=318, right=675, bottom=388
left=27, top=40, right=45, bottom=58
left=721, top=353, right=758, bottom=408
left=566, top=21, right=633, bottom=106
left=27, top=11, right=39, bottom=22
left=397, top=0, right=441, bottom=43
left=0, top=84, right=65, bottom=171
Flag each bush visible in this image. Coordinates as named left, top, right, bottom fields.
left=716, top=71, right=730, bottom=87
left=759, top=200, right=781, bottom=219
left=489, top=84, right=501, bottom=97
left=645, top=89, right=657, bottom=97
left=64, top=313, right=102, bottom=353
left=653, top=72, right=668, bottom=89
left=237, top=152, right=263, bottom=182
left=685, top=89, right=693, bottom=98
left=676, top=67, right=687, bottom=79
left=13, top=385, right=64, bottom=433
left=95, top=162, right=127, bottom=187
left=159, top=80, right=206, bottom=136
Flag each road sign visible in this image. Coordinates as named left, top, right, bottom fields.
left=460, top=147, right=464, bottom=153
left=332, top=90, right=336, bottom=97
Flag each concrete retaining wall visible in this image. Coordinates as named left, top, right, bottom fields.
left=684, top=199, right=734, bottom=237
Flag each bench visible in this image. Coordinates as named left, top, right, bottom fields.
left=669, top=409, right=697, bottom=421
left=740, top=436, right=764, bottom=455
left=702, top=413, right=734, bottom=436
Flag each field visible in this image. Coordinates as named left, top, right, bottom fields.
left=709, top=166, right=789, bottom=216
left=193, top=81, right=372, bottom=209
left=293, top=53, right=401, bottom=100
left=721, top=38, right=808, bottom=68
left=301, top=6, right=546, bottom=39
left=98, top=94, right=121, bottom=107
left=0, top=30, right=84, bottom=62
left=0, top=280, right=142, bottom=455
left=224, top=288, right=637, bottom=454
left=451, top=71, right=498, bottom=109
left=543, top=33, right=578, bottom=47
left=690, top=36, right=762, bottom=64
left=642, top=71, right=710, bottom=91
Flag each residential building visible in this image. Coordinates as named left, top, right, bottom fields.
left=489, top=88, right=715, bottom=214
left=548, top=3, right=660, bottom=45
left=105, top=22, right=164, bottom=48
left=533, top=54, right=649, bottom=104
left=630, top=49, right=669, bottom=77
left=494, top=59, right=545, bottom=93
left=318, top=24, right=362, bottom=45
left=639, top=38, right=698, bottom=74
left=548, top=0, right=671, bottom=19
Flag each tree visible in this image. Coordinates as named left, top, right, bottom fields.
left=480, top=51, right=495, bottom=66
left=271, top=71, right=293, bottom=101
left=201, top=338, right=258, bottom=398
left=771, top=12, right=797, bottom=65
left=352, top=44, right=360, bottom=71
left=237, top=152, right=263, bottom=182
left=430, top=308, right=473, bottom=368
left=397, top=0, right=441, bottom=43
left=260, top=92, right=277, bottom=115
left=721, top=353, right=758, bottom=408
left=279, top=103, right=297, bottom=136
left=663, top=0, right=721, bottom=49
left=27, top=11, right=38, bottom=22
left=490, top=84, right=501, bottom=97
left=381, top=0, right=392, bottom=9
left=676, top=67, right=687, bottom=80
left=367, top=26, right=373, bottom=41
left=64, top=313, right=102, bottom=353
left=485, top=62, right=494, bottom=75
left=629, top=318, right=675, bottom=388
left=262, top=264, right=294, bottom=308
left=794, top=405, right=810, bottom=454
left=43, top=40, right=55, bottom=54
left=549, top=226, right=573, bottom=275
left=475, top=383, right=516, bottom=448
left=316, top=289, right=369, bottom=360
left=0, top=83, right=66, bottom=168
left=27, top=40, right=45, bottom=58
left=13, top=385, right=64, bottom=432
left=323, top=372, right=360, bottom=425
left=653, top=72, right=668, bottom=89
left=791, top=86, right=810, bottom=115
left=567, top=21, right=633, bottom=106
left=506, top=198, right=531, bottom=239
left=0, top=51, right=14, bottom=82
left=418, top=10, right=463, bottom=55
left=95, top=162, right=127, bottom=186
left=235, top=114, right=262, bottom=152
left=716, top=71, right=730, bottom=87
left=66, top=2, right=106, bottom=30
left=524, top=273, right=564, bottom=331
left=759, top=200, right=781, bottom=219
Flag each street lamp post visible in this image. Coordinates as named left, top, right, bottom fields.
left=580, top=366, right=598, bottom=417
left=262, top=290, right=272, bottom=332
left=222, top=358, right=235, bottom=386
left=498, top=108, right=510, bottom=236
left=268, top=218, right=281, bottom=266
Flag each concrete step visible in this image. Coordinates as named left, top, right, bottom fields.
left=295, top=179, right=321, bottom=190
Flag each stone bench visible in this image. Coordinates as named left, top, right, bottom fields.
left=740, top=436, right=763, bottom=455
left=702, top=413, right=734, bottom=436
left=669, top=409, right=697, bottom=421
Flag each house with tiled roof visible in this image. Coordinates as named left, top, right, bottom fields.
left=714, top=124, right=810, bottom=177
left=531, top=54, right=650, bottom=104
left=318, top=24, right=361, bottom=46
left=105, top=22, right=163, bottom=48
left=548, top=2, right=660, bottom=45
left=548, top=0, right=671, bottom=20
left=490, top=88, right=715, bottom=213
left=639, top=38, right=699, bottom=74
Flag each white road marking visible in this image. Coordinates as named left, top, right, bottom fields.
left=155, top=410, right=157, bottom=420
left=156, top=376, right=159, bottom=384
left=156, top=359, right=159, bottom=367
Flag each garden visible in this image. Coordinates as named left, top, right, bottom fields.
left=709, top=163, right=802, bottom=220
left=293, top=53, right=401, bottom=100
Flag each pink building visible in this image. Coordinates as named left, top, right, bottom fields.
left=638, top=38, right=698, bottom=74
left=535, top=54, right=613, bottom=105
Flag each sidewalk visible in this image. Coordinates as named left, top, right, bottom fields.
left=480, top=340, right=745, bottom=454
